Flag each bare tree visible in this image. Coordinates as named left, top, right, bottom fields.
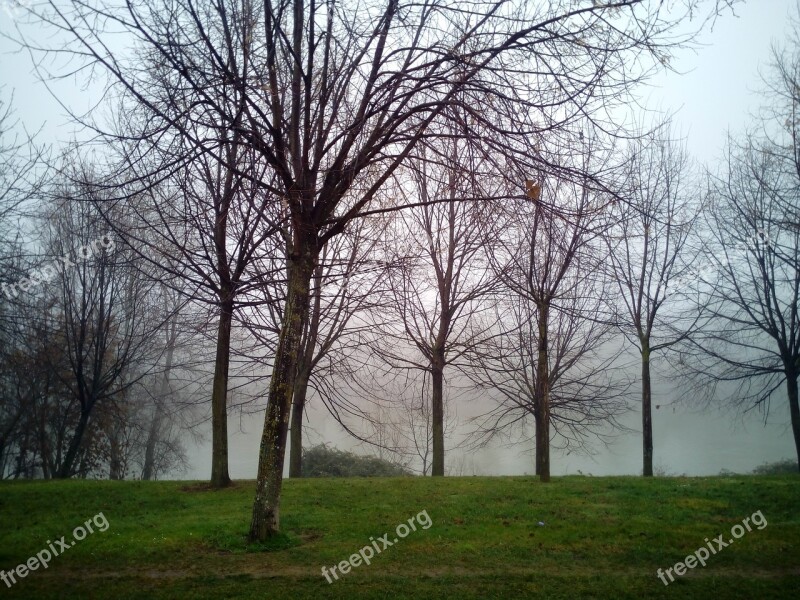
left=372, top=135, right=499, bottom=476
left=486, top=165, right=614, bottom=482
left=468, top=283, right=628, bottom=479
left=98, top=119, right=285, bottom=487
left=685, top=34, right=800, bottom=470
left=0, top=94, right=46, bottom=475
left=44, top=0, right=289, bottom=488
left=604, top=130, right=699, bottom=476
left=40, top=181, right=162, bottom=478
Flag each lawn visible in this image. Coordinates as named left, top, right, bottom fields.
left=0, top=475, right=798, bottom=598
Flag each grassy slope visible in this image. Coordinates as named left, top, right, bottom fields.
left=0, top=476, right=798, bottom=599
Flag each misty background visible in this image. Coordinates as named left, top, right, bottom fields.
left=0, top=0, right=796, bottom=480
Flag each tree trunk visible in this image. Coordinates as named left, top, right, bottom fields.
left=249, top=242, right=315, bottom=541
left=142, top=403, right=163, bottom=481
left=533, top=413, right=541, bottom=476
left=210, top=297, right=233, bottom=488
left=289, top=261, right=323, bottom=479
left=534, top=401, right=550, bottom=482
left=143, top=323, right=176, bottom=481
left=288, top=368, right=310, bottom=478
left=785, top=370, right=800, bottom=473
left=641, top=340, right=653, bottom=477
left=431, top=355, right=445, bottom=476
left=57, top=409, right=90, bottom=478
left=535, top=303, right=550, bottom=482
left=109, top=422, right=123, bottom=480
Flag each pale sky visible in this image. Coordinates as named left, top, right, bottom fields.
left=648, top=0, right=796, bottom=163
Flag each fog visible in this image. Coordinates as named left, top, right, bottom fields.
left=1, top=0, right=796, bottom=480
left=181, top=360, right=794, bottom=480
left=176, top=1, right=798, bottom=481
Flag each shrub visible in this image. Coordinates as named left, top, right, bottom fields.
left=752, top=458, right=798, bottom=475
left=301, top=444, right=411, bottom=477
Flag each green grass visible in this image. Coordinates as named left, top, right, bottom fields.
left=0, top=476, right=798, bottom=598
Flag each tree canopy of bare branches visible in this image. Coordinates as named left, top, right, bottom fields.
left=16, top=0, right=742, bottom=538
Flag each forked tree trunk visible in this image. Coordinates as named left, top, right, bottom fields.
left=431, top=355, right=445, bottom=476
left=641, top=339, right=653, bottom=477
left=288, top=264, right=321, bottom=479
left=535, top=303, right=550, bottom=482
left=785, top=369, right=800, bottom=473
left=58, top=409, right=90, bottom=478
left=288, top=369, right=310, bottom=478
left=210, top=297, right=233, bottom=488
left=249, top=242, right=315, bottom=541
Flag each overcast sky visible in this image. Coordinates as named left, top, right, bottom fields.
left=649, top=0, right=796, bottom=163
left=2, top=0, right=798, bottom=478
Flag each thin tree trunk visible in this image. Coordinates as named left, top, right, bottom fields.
left=249, top=245, right=315, bottom=541
left=288, top=369, right=309, bottom=478
left=536, top=303, right=550, bottom=482
left=534, top=413, right=541, bottom=476
left=210, top=297, right=233, bottom=488
left=431, top=356, right=445, bottom=476
left=143, top=319, right=177, bottom=481
left=142, top=402, right=163, bottom=481
left=641, top=340, right=653, bottom=477
left=785, top=370, right=800, bottom=473
left=109, top=422, right=123, bottom=480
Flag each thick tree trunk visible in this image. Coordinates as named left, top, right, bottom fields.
left=431, top=356, right=445, bottom=476
left=536, top=304, right=550, bottom=482
left=288, top=369, right=309, bottom=478
left=210, top=298, right=233, bottom=488
left=785, top=370, right=800, bottom=473
left=249, top=244, right=315, bottom=541
left=58, top=409, right=90, bottom=478
left=641, top=340, right=653, bottom=477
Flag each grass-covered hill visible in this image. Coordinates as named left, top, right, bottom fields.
left=0, top=475, right=798, bottom=598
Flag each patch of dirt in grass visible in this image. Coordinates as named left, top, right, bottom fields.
left=299, top=530, right=324, bottom=542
